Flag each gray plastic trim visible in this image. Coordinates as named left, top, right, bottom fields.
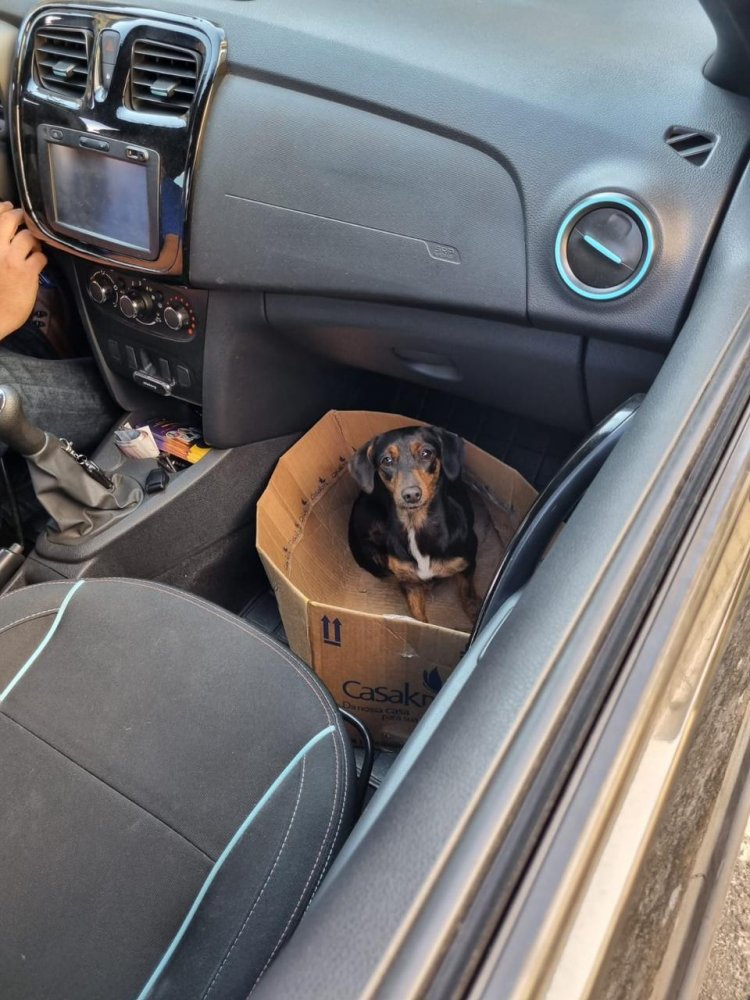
left=267, top=295, right=590, bottom=433
left=191, top=76, right=525, bottom=316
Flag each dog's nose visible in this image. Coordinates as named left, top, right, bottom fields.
left=401, top=486, right=422, bottom=505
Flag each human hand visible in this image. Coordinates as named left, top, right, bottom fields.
left=0, top=203, right=47, bottom=340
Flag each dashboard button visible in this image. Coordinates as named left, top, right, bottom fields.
left=133, top=370, right=173, bottom=396
left=79, top=136, right=110, bottom=152
left=175, top=364, right=191, bottom=388
left=101, top=29, right=121, bottom=65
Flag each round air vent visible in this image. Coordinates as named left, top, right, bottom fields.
left=554, top=193, right=654, bottom=301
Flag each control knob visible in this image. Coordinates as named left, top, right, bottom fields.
left=119, top=289, right=155, bottom=322
left=87, top=272, right=117, bottom=305
left=163, top=304, right=190, bottom=332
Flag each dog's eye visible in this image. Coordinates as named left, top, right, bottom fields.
left=380, top=455, right=394, bottom=467
left=420, top=448, right=434, bottom=460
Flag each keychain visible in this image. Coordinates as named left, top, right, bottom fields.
left=60, top=439, right=115, bottom=491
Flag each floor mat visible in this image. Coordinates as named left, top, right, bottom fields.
left=241, top=588, right=288, bottom=645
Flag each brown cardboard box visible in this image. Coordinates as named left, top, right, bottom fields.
left=256, top=411, right=537, bottom=747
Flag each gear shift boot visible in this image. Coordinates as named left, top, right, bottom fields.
left=27, top=437, right=141, bottom=540
left=0, top=385, right=142, bottom=543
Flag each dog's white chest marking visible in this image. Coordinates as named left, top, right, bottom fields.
left=407, top=529, right=433, bottom=581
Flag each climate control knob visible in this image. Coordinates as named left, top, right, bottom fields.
left=119, top=289, right=155, bottom=322
left=87, top=272, right=117, bottom=305
left=163, top=304, right=190, bottom=332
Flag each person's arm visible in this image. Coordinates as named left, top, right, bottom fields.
left=0, top=202, right=47, bottom=340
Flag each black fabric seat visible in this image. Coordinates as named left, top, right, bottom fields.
left=0, top=578, right=354, bottom=1000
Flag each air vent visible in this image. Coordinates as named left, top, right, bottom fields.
left=33, top=26, right=91, bottom=99
left=130, top=39, right=201, bottom=115
left=665, top=126, right=718, bottom=167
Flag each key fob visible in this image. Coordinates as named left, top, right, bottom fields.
left=145, top=467, right=169, bottom=495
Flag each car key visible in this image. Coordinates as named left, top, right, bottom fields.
left=145, top=467, right=169, bottom=494
left=60, top=439, right=115, bottom=491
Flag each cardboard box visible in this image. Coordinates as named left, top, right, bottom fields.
left=256, top=411, right=537, bottom=747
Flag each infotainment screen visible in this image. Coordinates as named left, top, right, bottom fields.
left=48, top=144, right=152, bottom=254
left=37, top=125, right=162, bottom=260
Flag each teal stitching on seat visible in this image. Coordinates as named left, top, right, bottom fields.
left=135, top=723, right=336, bottom=1000
left=0, top=580, right=85, bottom=703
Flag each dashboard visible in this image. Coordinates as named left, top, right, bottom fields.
left=1, top=0, right=749, bottom=441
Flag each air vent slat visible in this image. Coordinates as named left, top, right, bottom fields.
left=673, top=140, right=715, bottom=158
left=132, top=77, right=196, bottom=95
left=129, top=39, right=201, bottom=115
left=36, top=43, right=88, bottom=58
left=666, top=131, right=701, bottom=144
left=132, top=45, right=196, bottom=60
left=134, top=49, right=197, bottom=66
left=37, top=58, right=89, bottom=76
left=665, top=126, right=718, bottom=167
left=132, top=64, right=198, bottom=81
left=35, top=28, right=86, bottom=42
left=131, top=94, right=193, bottom=112
left=132, top=81, right=193, bottom=97
left=134, top=83, right=195, bottom=104
left=33, top=26, right=91, bottom=99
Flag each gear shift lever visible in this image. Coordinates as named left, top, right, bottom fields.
left=0, top=386, right=46, bottom=456
left=0, top=385, right=141, bottom=542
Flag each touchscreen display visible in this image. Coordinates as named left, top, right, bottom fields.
left=48, top=143, right=151, bottom=252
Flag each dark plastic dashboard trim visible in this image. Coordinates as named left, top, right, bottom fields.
left=9, top=3, right=226, bottom=278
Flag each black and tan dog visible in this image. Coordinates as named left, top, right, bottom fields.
left=348, top=425, right=480, bottom=623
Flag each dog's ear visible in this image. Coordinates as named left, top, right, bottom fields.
left=349, top=441, right=377, bottom=493
left=436, top=428, right=464, bottom=481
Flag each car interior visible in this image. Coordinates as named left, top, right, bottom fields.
left=0, top=0, right=749, bottom=997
